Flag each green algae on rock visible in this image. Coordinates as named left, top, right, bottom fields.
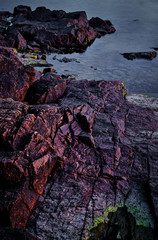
left=84, top=203, right=154, bottom=240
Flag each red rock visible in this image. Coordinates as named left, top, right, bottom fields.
left=31, top=153, right=57, bottom=194
left=0, top=47, right=36, bottom=101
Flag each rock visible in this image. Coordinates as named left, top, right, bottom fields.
left=89, top=17, right=116, bottom=37
left=25, top=73, right=67, bottom=104
left=0, top=17, right=10, bottom=34
left=0, top=47, right=36, bottom=101
left=0, top=62, right=157, bottom=239
left=152, top=47, right=158, bottom=51
left=24, top=79, right=157, bottom=240
left=57, top=57, right=79, bottom=63
left=121, top=51, right=157, bottom=60
left=0, top=228, right=40, bottom=240
left=52, top=10, right=66, bottom=19
left=0, top=12, right=12, bottom=36
left=0, top=99, right=61, bottom=228
left=41, top=54, right=46, bottom=60
left=7, top=30, right=27, bottom=50
left=0, top=11, right=12, bottom=20
left=0, top=74, right=158, bottom=240
left=0, top=8, right=157, bottom=239
left=27, top=7, right=53, bottom=22
left=61, top=73, right=77, bottom=79
left=13, top=5, right=32, bottom=17
left=126, top=94, right=158, bottom=109
left=43, top=68, right=57, bottom=74
left=3, top=6, right=115, bottom=53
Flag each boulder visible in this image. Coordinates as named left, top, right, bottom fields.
left=0, top=11, right=12, bottom=20
left=89, top=17, right=116, bottom=37
left=121, top=51, right=157, bottom=60
left=7, top=30, right=27, bottom=50
left=13, top=5, right=32, bottom=17
left=0, top=47, right=36, bottom=101
left=25, top=73, right=67, bottom=104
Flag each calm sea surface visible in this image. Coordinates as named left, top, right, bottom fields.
left=1, top=0, right=158, bottom=96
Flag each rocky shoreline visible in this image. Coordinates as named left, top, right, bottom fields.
left=0, top=5, right=115, bottom=54
left=0, top=5, right=158, bottom=240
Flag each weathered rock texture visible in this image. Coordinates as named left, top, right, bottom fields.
left=25, top=73, right=66, bottom=104
left=0, top=65, right=158, bottom=239
left=0, top=47, right=38, bottom=101
left=0, top=5, right=115, bottom=53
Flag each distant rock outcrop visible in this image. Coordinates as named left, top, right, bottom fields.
left=121, top=51, right=157, bottom=60
left=0, top=5, right=116, bottom=53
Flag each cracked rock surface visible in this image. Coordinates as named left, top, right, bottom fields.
left=0, top=60, right=158, bottom=239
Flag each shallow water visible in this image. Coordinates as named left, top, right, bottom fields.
left=1, top=0, right=158, bottom=96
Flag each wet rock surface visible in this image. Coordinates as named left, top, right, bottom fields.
left=0, top=50, right=158, bottom=239
left=0, top=5, right=115, bottom=53
left=121, top=51, right=157, bottom=60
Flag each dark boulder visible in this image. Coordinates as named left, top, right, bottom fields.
left=0, top=11, right=12, bottom=20
left=0, top=12, right=11, bottom=35
left=89, top=17, right=116, bottom=37
left=52, top=10, right=66, bottom=19
left=7, top=30, right=27, bottom=50
left=13, top=5, right=32, bottom=17
left=25, top=73, right=67, bottom=104
left=27, top=7, right=53, bottom=22
left=0, top=228, right=40, bottom=240
left=121, top=51, right=157, bottom=60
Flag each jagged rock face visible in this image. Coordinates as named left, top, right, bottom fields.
left=0, top=72, right=158, bottom=240
left=0, top=47, right=36, bottom=101
left=9, top=8, right=96, bottom=52
left=0, top=6, right=115, bottom=53
left=25, top=73, right=67, bottom=104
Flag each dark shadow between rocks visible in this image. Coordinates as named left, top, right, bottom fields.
left=88, top=206, right=154, bottom=240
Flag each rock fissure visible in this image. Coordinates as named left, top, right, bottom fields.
left=0, top=7, right=158, bottom=239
